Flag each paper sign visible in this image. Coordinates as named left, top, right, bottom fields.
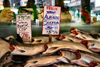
left=36, top=19, right=39, bottom=25
left=16, top=14, right=32, bottom=42
left=42, top=6, right=61, bottom=35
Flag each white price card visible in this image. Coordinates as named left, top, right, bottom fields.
left=42, top=5, right=61, bottom=35
left=16, top=14, right=32, bottom=42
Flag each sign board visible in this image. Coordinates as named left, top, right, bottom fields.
left=42, top=6, right=61, bottom=35
left=16, top=14, right=32, bottom=42
left=36, top=19, right=39, bottom=25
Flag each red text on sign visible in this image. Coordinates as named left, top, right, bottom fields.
left=47, top=6, right=57, bottom=10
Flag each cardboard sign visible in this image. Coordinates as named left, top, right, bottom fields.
left=16, top=14, right=32, bottom=42
left=42, top=6, right=61, bottom=35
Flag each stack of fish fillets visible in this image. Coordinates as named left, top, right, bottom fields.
left=1, top=28, right=100, bottom=67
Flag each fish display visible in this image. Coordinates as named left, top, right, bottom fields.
left=60, top=50, right=78, bottom=61
left=81, top=40, right=100, bottom=52
left=60, top=35, right=82, bottom=43
left=71, top=50, right=100, bottom=67
left=11, top=43, right=46, bottom=56
left=70, top=28, right=90, bottom=35
left=32, top=36, right=58, bottom=44
left=43, top=41, right=93, bottom=55
left=0, top=51, right=12, bottom=67
left=1, top=28, right=100, bottom=67
left=72, top=30, right=95, bottom=40
left=0, top=39, right=11, bottom=59
left=24, top=55, right=69, bottom=67
left=72, top=30, right=100, bottom=42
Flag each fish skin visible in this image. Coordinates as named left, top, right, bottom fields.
left=71, top=50, right=100, bottom=67
left=70, top=28, right=89, bottom=35
left=0, top=39, right=11, bottom=59
left=73, top=31, right=95, bottom=40
left=24, top=55, right=69, bottom=67
left=82, top=40, right=100, bottom=52
left=72, top=30, right=100, bottom=42
left=0, top=51, right=12, bottom=67
left=70, top=28, right=100, bottom=41
left=32, top=36, right=58, bottom=44
left=54, top=32, right=75, bottom=40
left=62, top=35, right=82, bottom=43
left=87, top=40, right=100, bottom=50
left=11, top=43, right=46, bottom=56
left=9, top=36, right=58, bottom=45
left=53, top=64, right=81, bottom=67
left=43, top=41, right=93, bottom=55
left=60, top=50, right=78, bottom=61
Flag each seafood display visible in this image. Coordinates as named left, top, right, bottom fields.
left=1, top=28, right=100, bottom=67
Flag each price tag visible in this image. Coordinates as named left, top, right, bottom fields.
left=42, top=5, right=61, bottom=35
left=16, top=14, right=32, bottom=42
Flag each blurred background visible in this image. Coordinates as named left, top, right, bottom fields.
left=0, top=0, right=100, bottom=37
left=0, top=0, right=100, bottom=25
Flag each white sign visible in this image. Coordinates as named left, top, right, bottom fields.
left=36, top=19, right=39, bottom=25
left=42, top=6, right=61, bottom=35
left=16, top=14, right=32, bottom=42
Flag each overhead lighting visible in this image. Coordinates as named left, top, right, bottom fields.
left=64, top=1, right=70, bottom=3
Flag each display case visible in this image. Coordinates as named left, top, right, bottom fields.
left=1, top=0, right=100, bottom=67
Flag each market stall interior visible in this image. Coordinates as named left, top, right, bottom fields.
left=0, top=0, right=100, bottom=67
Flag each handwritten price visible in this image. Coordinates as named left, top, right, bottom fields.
left=21, top=33, right=30, bottom=39
left=46, top=30, right=58, bottom=34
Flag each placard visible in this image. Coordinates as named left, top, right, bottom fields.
left=42, top=6, right=61, bottom=35
left=36, top=19, right=39, bottom=25
left=16, top=14, right=32, bottom=42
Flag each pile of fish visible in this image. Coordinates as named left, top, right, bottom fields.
left=1, top=28, right=100, bottom=67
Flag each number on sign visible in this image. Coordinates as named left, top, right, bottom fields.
left=46, top=30, right=58, bottom=34
left=21, top=33, right=30, bottom=39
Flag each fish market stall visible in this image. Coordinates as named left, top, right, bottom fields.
left=1, top=25, right=100, bottom=67
left=1, top=0, right=100, bottom=67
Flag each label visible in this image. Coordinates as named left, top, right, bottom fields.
left=16, top=14, right=32, bottom=42
left=36, top=19, right=39, bottom=25
left=42, top=6, right=61, bottom=35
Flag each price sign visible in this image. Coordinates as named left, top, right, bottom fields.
left=42, top=5, right=61, bottom=35
left=16, top=14, right=32, bottom=42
